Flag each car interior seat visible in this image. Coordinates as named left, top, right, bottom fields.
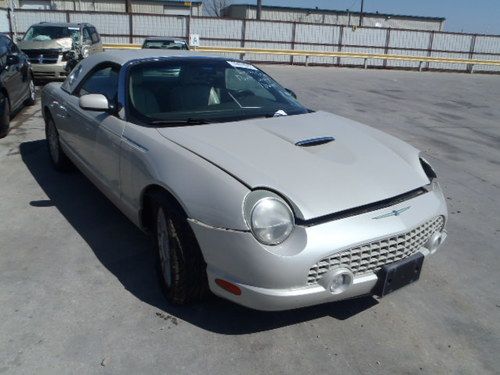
left=171, top=66, right=220, bottom=111
left=129, top=70, right=161, bottom=116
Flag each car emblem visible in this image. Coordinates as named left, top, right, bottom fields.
left=38, top=54, right=44, bottom=64
left=372, top=206, right=411, bottom=219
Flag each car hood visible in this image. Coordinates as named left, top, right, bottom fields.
left=18, top=37, right=72, bottom=51
left=156, top=111, right=429, bottom=220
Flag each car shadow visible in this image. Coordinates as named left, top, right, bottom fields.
left=20, top=139, right=378, bottom=335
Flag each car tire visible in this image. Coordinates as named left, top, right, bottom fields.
left=25, top=75, right=36, bottom=106
left=152, top=197, right=209, bottom=305
left=45, top=115, right=73, bottom=171
left=0, top=93, right=10, bottom=138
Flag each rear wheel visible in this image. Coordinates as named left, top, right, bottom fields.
left=0, top=93, right=10, bottom=138
left=152, top=198, right=209, bottom=305
left=45, top=115, right=73, bottom=171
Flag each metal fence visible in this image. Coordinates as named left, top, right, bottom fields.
left=2, top=7, right=500, bottom=72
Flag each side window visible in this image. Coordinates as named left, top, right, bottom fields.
left=90, top=27, right=100, bottom=44
left=0, top=37, right=8, bottom=66
left=82, top=27, right=92, bottom=44
left=62, top=62, right=83, bottom=93
left=76, top=65, right=119, bottom=101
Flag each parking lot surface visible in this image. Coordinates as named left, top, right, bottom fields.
left=1, top=66, right=499, bottom=374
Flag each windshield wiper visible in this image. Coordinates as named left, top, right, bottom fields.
left=150, top=118, right=212, bottom=126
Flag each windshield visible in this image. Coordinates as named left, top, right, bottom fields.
left=23, top=25, right=80, bottom=42
left=128, top=59, right=308, bottom=125
left=143, top=40, right=188, bottom=50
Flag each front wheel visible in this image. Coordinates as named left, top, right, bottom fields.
left=25, top=75, right=36, bottom=106
left=45, top=116, right=73, bottom=171
left=153, top=199, right=209, bottom=305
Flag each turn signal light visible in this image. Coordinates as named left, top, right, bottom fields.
left=215, top=279, right=241, bottom=296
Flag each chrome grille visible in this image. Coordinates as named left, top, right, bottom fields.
left=24, top=49, right=60, bottom=64
left=307, top=216, right=445, bottom=285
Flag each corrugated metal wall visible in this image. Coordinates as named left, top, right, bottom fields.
left=233, top=7, right=443, bottom=31
left=0, top=8, right=8, bottom=33
left=5, top=8, right=500, bottom=72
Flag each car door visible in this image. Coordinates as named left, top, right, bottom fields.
left=64, top=64, right=125, bottom=198
left=7, top=40, right=30, bottom=108
left=89, top=26, right=103, bottom=53
left=80, top=27, right=91, bottom=57
left=0, top=35, right=24, bottom=109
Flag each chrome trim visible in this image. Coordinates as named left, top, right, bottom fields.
left=372, top=206, right=411, bottom=219
left=295, top=136, right=335, bottom=147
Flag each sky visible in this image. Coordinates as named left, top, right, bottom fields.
left=231, top=0, right=500, bottom=34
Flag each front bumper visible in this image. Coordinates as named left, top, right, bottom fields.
left=31, top=62, right=67, bottom=80
left=190, top=188, right=448, bottom=311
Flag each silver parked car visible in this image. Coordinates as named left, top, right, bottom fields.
left=41, top=50, right=447, bottom=311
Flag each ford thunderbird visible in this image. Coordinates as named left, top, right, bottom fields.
left=41, top=50, right=447, bottom=311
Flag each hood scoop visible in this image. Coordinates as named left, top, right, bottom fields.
left=295, top=136, right=335, bottom=147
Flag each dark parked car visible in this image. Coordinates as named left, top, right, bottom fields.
left=0, top=34, right=36, bottom=138
left=142, top=37, right=189, bottom=50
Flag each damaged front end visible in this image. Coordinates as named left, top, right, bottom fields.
left=18, top=37, right=76, bottom=80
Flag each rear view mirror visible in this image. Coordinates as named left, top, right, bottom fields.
left=6, top=55, right=20, bottom=66
left=79, top=94, right=109, bottom=111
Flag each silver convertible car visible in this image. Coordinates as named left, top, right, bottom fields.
left=41, top=50, right=447, bottom=311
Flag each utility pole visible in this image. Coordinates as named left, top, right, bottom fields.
left=257, top=0, right=262, bottom=20
left=359, top=0, right=364, bottom=26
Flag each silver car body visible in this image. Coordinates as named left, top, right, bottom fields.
left=41, top=50, right=447, bottom=311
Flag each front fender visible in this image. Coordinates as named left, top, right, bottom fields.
left=120, top=124, right=250, bottom=231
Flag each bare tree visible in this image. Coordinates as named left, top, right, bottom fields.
left=204, top=0, right=232, bottom=18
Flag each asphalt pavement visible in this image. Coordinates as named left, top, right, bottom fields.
left=0, top=66, right=499, bottom=374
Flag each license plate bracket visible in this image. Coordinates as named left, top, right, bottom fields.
left=374, top=252, right=424, bottom=297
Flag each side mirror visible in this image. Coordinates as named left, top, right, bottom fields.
left=16, top=36, right=22, bottom=42
left=6, top=54, right=20, bottom=66
left=79, top=94, right=110, bottom=111
left=285, top=88, right=297, bottom=99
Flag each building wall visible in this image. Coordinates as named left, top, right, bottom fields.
left=132, top=1, right=202, bottom=15
left=2, top=0, right=202, bottom=15
left=228, top=7, right=444, bottom=31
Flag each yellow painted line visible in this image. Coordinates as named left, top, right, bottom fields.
left=103, top=44, right=500, bottom=66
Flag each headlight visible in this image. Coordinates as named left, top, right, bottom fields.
left=420, top=157, right=437, bottom=180
left=244, top=192, right=295, bottom=246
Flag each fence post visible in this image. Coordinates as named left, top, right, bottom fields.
left=240, top=19, right=246, bottom=60
left=467, top=34, right=477, bottom=73
left=65, top=11, right=70, bottom=23
left=426, top=31, right=434, bottom=70
left=128, top=13, right=133, bottom=44
left=383, top=28, right=391, bottom=68
left=7, top=7, right=13, bottom=40
left=186, top=15, right=191, bottom=42
left=337, top=25, right=344, bottom=66
left=290, top=22, right=296, bottom=65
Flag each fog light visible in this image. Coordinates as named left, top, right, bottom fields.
left=427, top=231, right=443, bottom=254
left=328, top=268, right=353, bottom=295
